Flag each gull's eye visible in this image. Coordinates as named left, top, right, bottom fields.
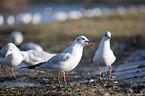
left=77, top=39, right=79, bottom=41
left=82, top=38, right=85, bottom=40
left=10, top=49, right=12, bottom=51
left=105, top=33, right=107, bottom=37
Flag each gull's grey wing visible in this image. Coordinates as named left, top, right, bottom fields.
left=47, top=53, right=71, bottom=64
left=21, top=50, right=56, bottom=65
left=20, top=53, right=71, bottom=72
left=26, top=53, right=70, bottom=69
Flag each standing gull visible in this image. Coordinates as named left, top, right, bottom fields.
left=0, top=43, right=23, bottom=79
left=21, top=36, right=93, bottom=86
left=93, top=31, right=116, bottom=79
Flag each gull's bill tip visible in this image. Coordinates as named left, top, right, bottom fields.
left=84, top=40, right=94, bottom=46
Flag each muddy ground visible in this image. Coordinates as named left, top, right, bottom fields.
left=0, top=34, right=144, bottom=96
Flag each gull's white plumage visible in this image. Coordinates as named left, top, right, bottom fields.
left=0, top=43, right=23, bottom=66
left=21, top=50, right=56, bottom=65
left=9, top=31, right=43, bottom=52
left=0, top=43, right=23, bottom=79
left=22, top=35, right=93, bottom=86
left=93, top=31, right=116, bottom=79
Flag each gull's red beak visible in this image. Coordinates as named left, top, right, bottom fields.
left=5, top=53, right=8, bottom=57
left=84, top=40, right=94, bottom=46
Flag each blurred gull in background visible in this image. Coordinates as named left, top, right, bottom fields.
left=84, top=8, right=102, bottom=17
left=9, top=31, right=43, bottom=52
left=68, top=10, right=83, bottom=20
left=31, top=13, right=41, bottom=25
left=7, top=15, right=15, bottom=25
left=0, top=15, right=4, bottom=26
left=20, top=43, right=43, bottom=52
left=54, top=11, right=68, bottom=21
left=9, top=31, right=23, bottom=46
left=21, top=13, right=33, bottom=24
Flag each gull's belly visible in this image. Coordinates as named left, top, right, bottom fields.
left=60, top=56, right=81, bottom=72
left=9, top=53, right=23, bottom=66
left=94, top=52, right=116, bottom=66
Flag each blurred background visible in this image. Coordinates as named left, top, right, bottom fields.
left=0, top=0, right=145, bottom=25
left=0, top=0, right=145, bottom=66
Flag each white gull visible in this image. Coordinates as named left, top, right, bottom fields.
left=21, top=35, right=93, bottom=86
left=0, top=43, right=23, bottom=79
left=93, top=31, right=116, bottom=79
left=21, top=50, right=56, bottom=65
left=9, top=31, right=43, bottom=52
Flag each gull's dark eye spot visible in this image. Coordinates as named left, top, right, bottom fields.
left=105, top=33, right=107, bottom=36
left=82, top=38, right=85, bottom=40
left=10, top=49, right=12, bottom=51
left=77, top=39, right=79, bottom=41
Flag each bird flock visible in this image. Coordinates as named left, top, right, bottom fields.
left=0, top=31, right=116, bottom=86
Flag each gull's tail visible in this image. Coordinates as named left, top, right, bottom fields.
left=19, top=62, right=45, bottom=69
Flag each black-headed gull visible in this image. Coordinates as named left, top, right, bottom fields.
left=0, top=43, right=23, bottom=79
left=21, top=50, right=56, bottom=65
left=20, top=50, right=56, bottom=74
left=21, top=36, right=93, bottom=86
left=9, top=31, right=43, bottom=52
left=93, top=31, right=116, bottom=79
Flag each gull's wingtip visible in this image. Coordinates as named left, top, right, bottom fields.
left=19, top=65, right=36, bottom=69
left=19, top=62, right=46, bottom=69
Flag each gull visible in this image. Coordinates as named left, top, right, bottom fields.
left=20, top=50, right=56, bottom=74
left=21, top=50, right=56, bottom=65
left=20, top=43, right=43, bottom=52
left=9, top=31, right=43, bottom=52
left=0, top=43, right=23, bottom=79
left=93, top=31, right=116, bottom=80
left=9, top=31, right=23, bottom=46
left=20, top=36, right=93, bottom=86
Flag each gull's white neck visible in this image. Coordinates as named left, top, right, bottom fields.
left=61, top=43, right=83, bottom=71
left=64, top=43, right=83, bottom=56
left=0, top=47, right=23, bottom=66
left=98, top=37, right=111, bottom=52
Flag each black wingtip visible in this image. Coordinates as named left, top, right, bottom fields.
left=19, top=65, right=36, bottom=69
left=19, top=62, right=46, bottom=69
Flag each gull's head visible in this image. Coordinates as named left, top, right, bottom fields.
left=9, top=31, right=23, bottom=46
left=5, top=43, right=17, bottom=57
left=73, top=36, right=93, bottom=46
left=103, top=31, right=111, bottom=40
